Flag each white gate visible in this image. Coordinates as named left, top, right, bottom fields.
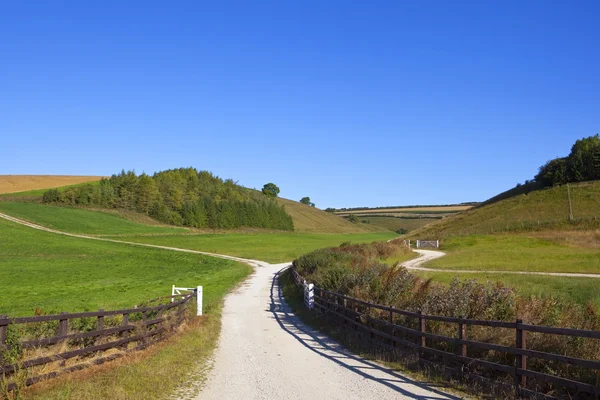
left=416, top=240, right=439, bottom=248
left=172, top=285, right=203, bottom=316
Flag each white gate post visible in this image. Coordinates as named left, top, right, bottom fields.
left=304, top=281, right=314, bottom=310
left=436, top=240, right=439, bottom=248
left=196, top=286, right=203, bottom=316
left=171, top=284, right=176, bottom=303
left=416, top=240, right=420, bottom=248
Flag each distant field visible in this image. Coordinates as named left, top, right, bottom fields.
left=335, top=205, right=472, bottom=215
left=0, top=175, right=103, bottom=195
left=359, top=216, right=440, bottom=232
left=117, top=232, right=397, bottom=263
left=0, top=202, right=188, bottom=236
left=0, top=217, right=251, bottom=316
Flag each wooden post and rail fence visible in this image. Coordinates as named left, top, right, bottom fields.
left=0, top=285, right=203, bottom=392
left=290, top=267, right=600, bottom=399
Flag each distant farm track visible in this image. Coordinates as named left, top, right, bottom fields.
left=406, top=249, right=600, bottom=278
left=0, top=175, right=103, bottom=194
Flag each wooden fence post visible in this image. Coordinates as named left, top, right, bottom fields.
left=515, top=318, right=527, bottom=394
left=418, top=311, right=426, bottom=360
left=97, top=310, right=104, bottom=331
left=121, top=313, right=129, bottom=350
left=0, top=315, right=7, bottom=348
left=58, top=312, right=68, bottom=337
left=389, top=309, right=395, bottom=349
left=458, top=318, right=467, bottom=357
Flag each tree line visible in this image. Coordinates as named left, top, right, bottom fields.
left=42, top=168, right=294, bottom=230
left=536, top=134, right=600, bottom=186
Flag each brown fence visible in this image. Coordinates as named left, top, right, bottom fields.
left=0, top=290, right=196, bottom=392
left=290, top=267, right=600, bottom=399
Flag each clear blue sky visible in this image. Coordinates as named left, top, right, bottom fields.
left=1, top=1, right=598, bottom=208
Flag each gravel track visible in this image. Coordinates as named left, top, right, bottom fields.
left=195, top=262, right=459, bottom=400
left=405, top=249, right=600, bottom=278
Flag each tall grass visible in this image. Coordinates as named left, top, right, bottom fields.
left=293, top=240, right=600, bottom=395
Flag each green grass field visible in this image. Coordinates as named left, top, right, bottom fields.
left=429, top=235, right=600, bottom=273
left=416, top=234, right=600, bottom=308
left=0, top=202, right=188, bottom=236
left=414, top=270, right=600, bottom=309
left=0, top=217, right=251, bottom=316
left=118, top=231, right=397, bottom=263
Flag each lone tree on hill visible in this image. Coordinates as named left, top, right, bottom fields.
left=300, top=197, right=315, bottom=207
left=262, top=182, right=280, bottom=198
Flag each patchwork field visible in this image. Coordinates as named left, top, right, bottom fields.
left=0, top=175, right=103, bottom=195
left=335, top=205, right=473, bottom=215
left=358, top=216, right=440, bottom=233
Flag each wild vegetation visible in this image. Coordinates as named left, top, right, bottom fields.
left=41, top=168, right=294, bottom=231
left=291, top=240, right=600, bottom=393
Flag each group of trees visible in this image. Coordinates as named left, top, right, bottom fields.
left=42, top=168, right=294, bottom=230
left=535, top=134, right=600, bottom=187
left=299, top=197, right=315, bottom=207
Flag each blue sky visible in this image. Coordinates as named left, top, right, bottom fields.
left=1, top=1, right=598, bottom=208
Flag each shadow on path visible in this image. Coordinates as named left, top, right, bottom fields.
left=268, top=266, right=462, bottom=400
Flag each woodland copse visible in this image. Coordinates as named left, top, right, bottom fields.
left=42, top=168, right=294, bottom=230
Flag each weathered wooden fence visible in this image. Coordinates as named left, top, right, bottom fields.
left=290, top=267, right=600, bottom=399
left=0, top=288, right=198, bottom=391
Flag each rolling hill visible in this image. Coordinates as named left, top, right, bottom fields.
left=0, top=174, right=383, bottom=234
left=409, top=180, right=600, bottom=239
left=275, top=197, right=387, bottom=233
left=0, top=175, right=103, bottom=195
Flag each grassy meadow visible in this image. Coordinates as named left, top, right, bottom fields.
left=415, top=234, right=600, bottom=308
left=117, top=231, right=397, bottom=263
left=0, top=217, right=251, bottom=316
left=430, top=235, right=600, bottom=273
left=414, top=270, right=600, bottom=309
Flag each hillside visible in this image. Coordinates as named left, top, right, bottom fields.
left=410, top=180, right=600, bottom=238
left=275, top=197, right=387, bottom=233
left=0, top=175, right=103, bottom=195
left=0, top=174, right=382, bottom=234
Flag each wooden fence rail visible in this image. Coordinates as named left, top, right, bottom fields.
left=290, top=267, right=600, bottom=399
left=0, top=289, right=196, bottom=392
